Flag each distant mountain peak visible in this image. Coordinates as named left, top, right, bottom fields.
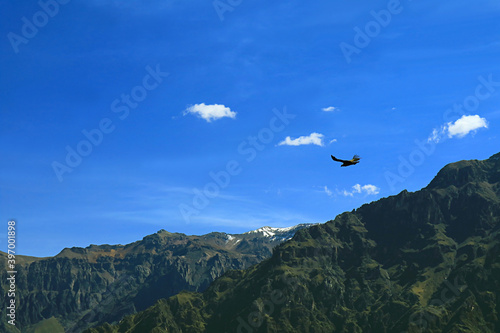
left=242, top=223, right=318, bottom=241
left=245, top=224, right=307, bottom=234
left=245, top=225, right=287, bottom=236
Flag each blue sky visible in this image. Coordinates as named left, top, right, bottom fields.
left=1, top=0, right=499, bottom=257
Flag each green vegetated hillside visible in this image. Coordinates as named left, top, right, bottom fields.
left=85, top=152, right=500, bottom=333
left=25, top=317, right=65, bottom=333
left=0, top=223, right=312, bottom=333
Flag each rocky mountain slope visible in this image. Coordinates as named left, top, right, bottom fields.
left=85, top=152, right=500, bottom=332
left=0, top=224, right=313, bottom=332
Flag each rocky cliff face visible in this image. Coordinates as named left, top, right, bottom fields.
left=0, top=225, right=313, bottom=332
left=85, top=152, right=500, bottom=333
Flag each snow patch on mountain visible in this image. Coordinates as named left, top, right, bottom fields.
left=243, top=223, right=317, bottom=242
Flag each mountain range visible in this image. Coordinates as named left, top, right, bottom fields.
left=0, top=224, right=314, bottom=332
left=82, top=152, right=500, bottom=332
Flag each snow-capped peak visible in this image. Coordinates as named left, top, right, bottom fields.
left=243, top=223, right=317, bottom=242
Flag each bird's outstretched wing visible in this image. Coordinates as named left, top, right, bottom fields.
left=331, top=155, right=348, bottom=163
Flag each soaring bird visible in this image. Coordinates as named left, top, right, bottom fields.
left=331, top=154, right=360, bottom=167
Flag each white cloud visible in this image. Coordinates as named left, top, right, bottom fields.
left=360, top=184, right=380, bottom=195
left=341, top=184, right=380, bottom=197
left=428, top=127, right=444, bottom=143
left=322, top=106, right=338, bottom=112
left=447, top=114, right=488, bottom=138
left=324, top=186, right=333, bottom=197
left=184, top=103, right=236, bottom=122
left=342, top=189, right=354, bottom=197
left=352, top=184, right=362, bottom=193
left=329, top=139, right=337, bottom=144
left=278, top=132, right=324, bottom=147
left=428, top=114, right=488, bottom=143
